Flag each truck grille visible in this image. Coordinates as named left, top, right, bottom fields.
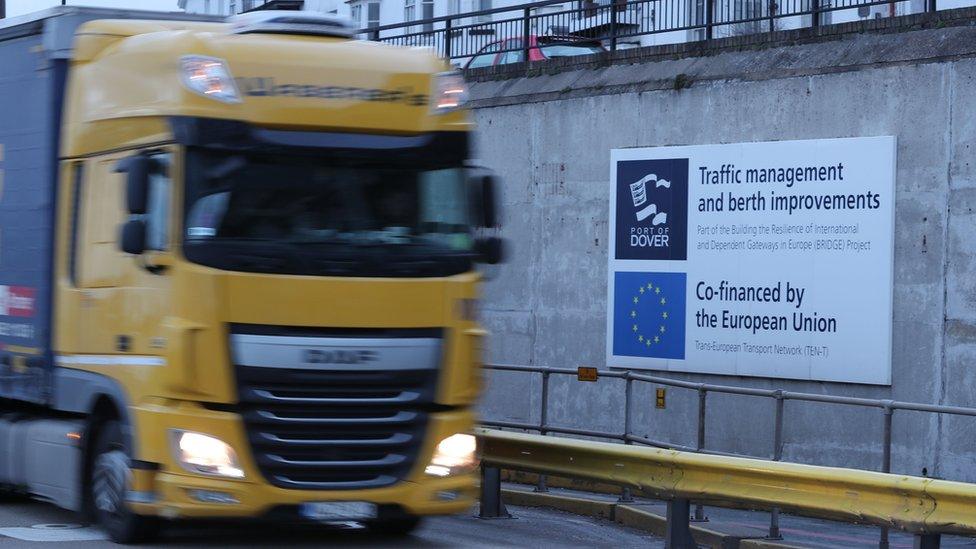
left=232, top=328, right=440, bottom=491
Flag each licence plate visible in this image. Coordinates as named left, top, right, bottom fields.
left=299, top=501, right=377, bottom=522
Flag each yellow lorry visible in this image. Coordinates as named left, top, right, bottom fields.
left=0, top=7, right=500, bottom=542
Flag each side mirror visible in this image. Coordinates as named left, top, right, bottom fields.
left=120, top=219, right=147, bottom=255
left=115, top=155, right=154, bottom=215
left=475, top=236, right=505, bottom=265
left=470, top=174, right=501, bottom=228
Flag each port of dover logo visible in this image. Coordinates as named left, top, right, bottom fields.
left=615, top=159, right=689, bottom=260
left=613, top=272, right=686, bottom=360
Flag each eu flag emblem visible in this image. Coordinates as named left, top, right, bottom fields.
left=613, top=272, right=686, bottom=360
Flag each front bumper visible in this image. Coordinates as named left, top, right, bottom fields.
left=129, top=402, right=477, bottom=519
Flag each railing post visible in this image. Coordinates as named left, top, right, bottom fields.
left=609, top=2, right=618, bottom=52
left=444, top=17, right=452, bottom=60
left=522, top=8, right=531, bottom=64
left=666, top=498, right=697, bottom=549
left=619, top=374, right=634, bottom=503
left=535, top=369, right=551, bottom=493
left=811, top=0, right=820, bottom=28
left=704, top=0, right=714, bottom=40
left=926, top=0, right=936, bottom=11
left=479, top=465, right=511, bottom=519
left=879, top=403, right=894, bottom=549
left=693, top=388, right=707, bottom=522
left=369, top=28, right=380, bottom=41
left=914, top=533, right=941, bottom=549
left=768, top=391, right=785, bottom=540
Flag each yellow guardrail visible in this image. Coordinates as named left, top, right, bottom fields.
left=476, top=427, right=976, bottom=537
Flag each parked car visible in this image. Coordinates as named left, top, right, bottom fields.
left=465, top=35, right=605, bottom=69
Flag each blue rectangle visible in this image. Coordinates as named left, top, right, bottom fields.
left=614, top=159, right=689, bottom=260
left=613, top=272, right=686, bottom=360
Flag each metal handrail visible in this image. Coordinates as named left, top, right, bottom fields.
left=476, top=427, right=973, bottom=546
left=481, top=362, right=976, bottom=544
left=362, top=0, right=945, bottom=62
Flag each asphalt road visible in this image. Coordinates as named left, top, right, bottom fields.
left=0, top=496, right=663, bottom=548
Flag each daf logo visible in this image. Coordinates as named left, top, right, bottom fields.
left=303, top=349, right=378, bottom=365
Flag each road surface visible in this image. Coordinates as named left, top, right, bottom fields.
left=0, top=496, right=663, bottom=548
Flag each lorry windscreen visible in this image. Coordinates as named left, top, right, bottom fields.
left=182, top=149, right=474, bottom=278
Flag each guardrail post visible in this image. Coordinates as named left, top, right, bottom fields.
left=443, top=17, right=452, bottom=59
left=609, top=3, right=618, bottom=52
left=879, top=403, right=894, bottom=549
left=535, top=369, right=551, bottom=493
left=369, top=28, right=379, bottom=41
left=704, top=0, right=714, bottom=40
left=925, top=0, right=936, bottom=11
left=811, top=0, right=820, bottom=28
left=914, top=534, right=941, bottom=549
left=522, top=8, right=531, bottom=63
left=619, top=374, right=634, bottom=503
left=479, top=465, right=511, bottom=519
left=768, top=391, right=785, bottom=539
left=693, top=388, right=707, bottom=522
left=666, top=498, right=697, bottom=548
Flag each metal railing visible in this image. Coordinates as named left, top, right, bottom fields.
left=481, top=363, right=976, bottom=546
left=362, top=0, right=943, bottom=63
left=476, top=427, right=975, bottom=548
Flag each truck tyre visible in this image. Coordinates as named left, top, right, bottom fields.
left=91, top=420, right=159, bottom=544
left=367, top=515, right=423, bottom=537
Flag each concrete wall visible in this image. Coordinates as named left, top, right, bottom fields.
left=469, top=10, right=976, bottom=481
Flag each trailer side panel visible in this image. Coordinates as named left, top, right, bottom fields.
left=0, top=30, right=57, bottom=404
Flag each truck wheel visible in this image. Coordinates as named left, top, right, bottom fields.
left=366, top=515, right=423, bottom=537
left=91, top=420, right=159, bottom=544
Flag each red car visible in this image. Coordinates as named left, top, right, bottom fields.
left=465, top=35, right=605, bottom=69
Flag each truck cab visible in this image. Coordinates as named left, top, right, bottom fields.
left=0, top=8, right=499, bottom=542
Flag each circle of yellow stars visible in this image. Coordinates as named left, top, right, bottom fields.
left=631, top=281, right=669, bottom=348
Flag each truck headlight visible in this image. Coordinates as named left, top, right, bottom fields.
left=171, top=430, right=245, bottom=479
left=431, top=72, right=468, bottom=113
left=180, top=55, right=242, bottom=104
left=425, top=433, right=478, bottom=477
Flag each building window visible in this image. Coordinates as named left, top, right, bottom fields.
left=421, top=0, right=433, bottom=30
left=477, top=0, right=491, bottom=22
left=404, top=0, right=415, bottom=22
left=367, top=1, right=380, bottom=28
left=449, top=0, right=460, bottom=14
left=351, top=3, right=362, bottom=26
left=205, top=0, right=211, bottom=12
left=230, top=0, right=237, bottom=13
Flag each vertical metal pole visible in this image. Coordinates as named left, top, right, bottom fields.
left=619, top=375, right=634, bottom=503
left=370, top=29, right=380, bottom=41
left=666, top=498, right=697, bottom=549
left=811, top=0, right=820, bottom=28
left=0, top=0, right=5, bottom=20
left=609, top=2, right=618, bottom=52
left=768, top=392, right=784, bottom=539
left=767, top=0, right=775, bottom=32
left=914, top=533, right=941, bottom=549
left=535, top=370, right=550, bottom=493
left=522, top=8, right=531, bottom=64
left=879, top=405, right=894, bottom=549
left=925, top=0, right=936, bottom=11
left=479, top=465, right=511, bottom=519
left=693, top=389, right=707, bottom=521
left=704, top=0, right=714, bottom=40
left=444, top=18, right=452, bottom=60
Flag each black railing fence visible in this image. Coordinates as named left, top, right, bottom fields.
left=361, top=0, right=934, bottom=63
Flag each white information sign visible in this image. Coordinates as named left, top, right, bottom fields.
left=606, top=137, right=896, bottom=385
